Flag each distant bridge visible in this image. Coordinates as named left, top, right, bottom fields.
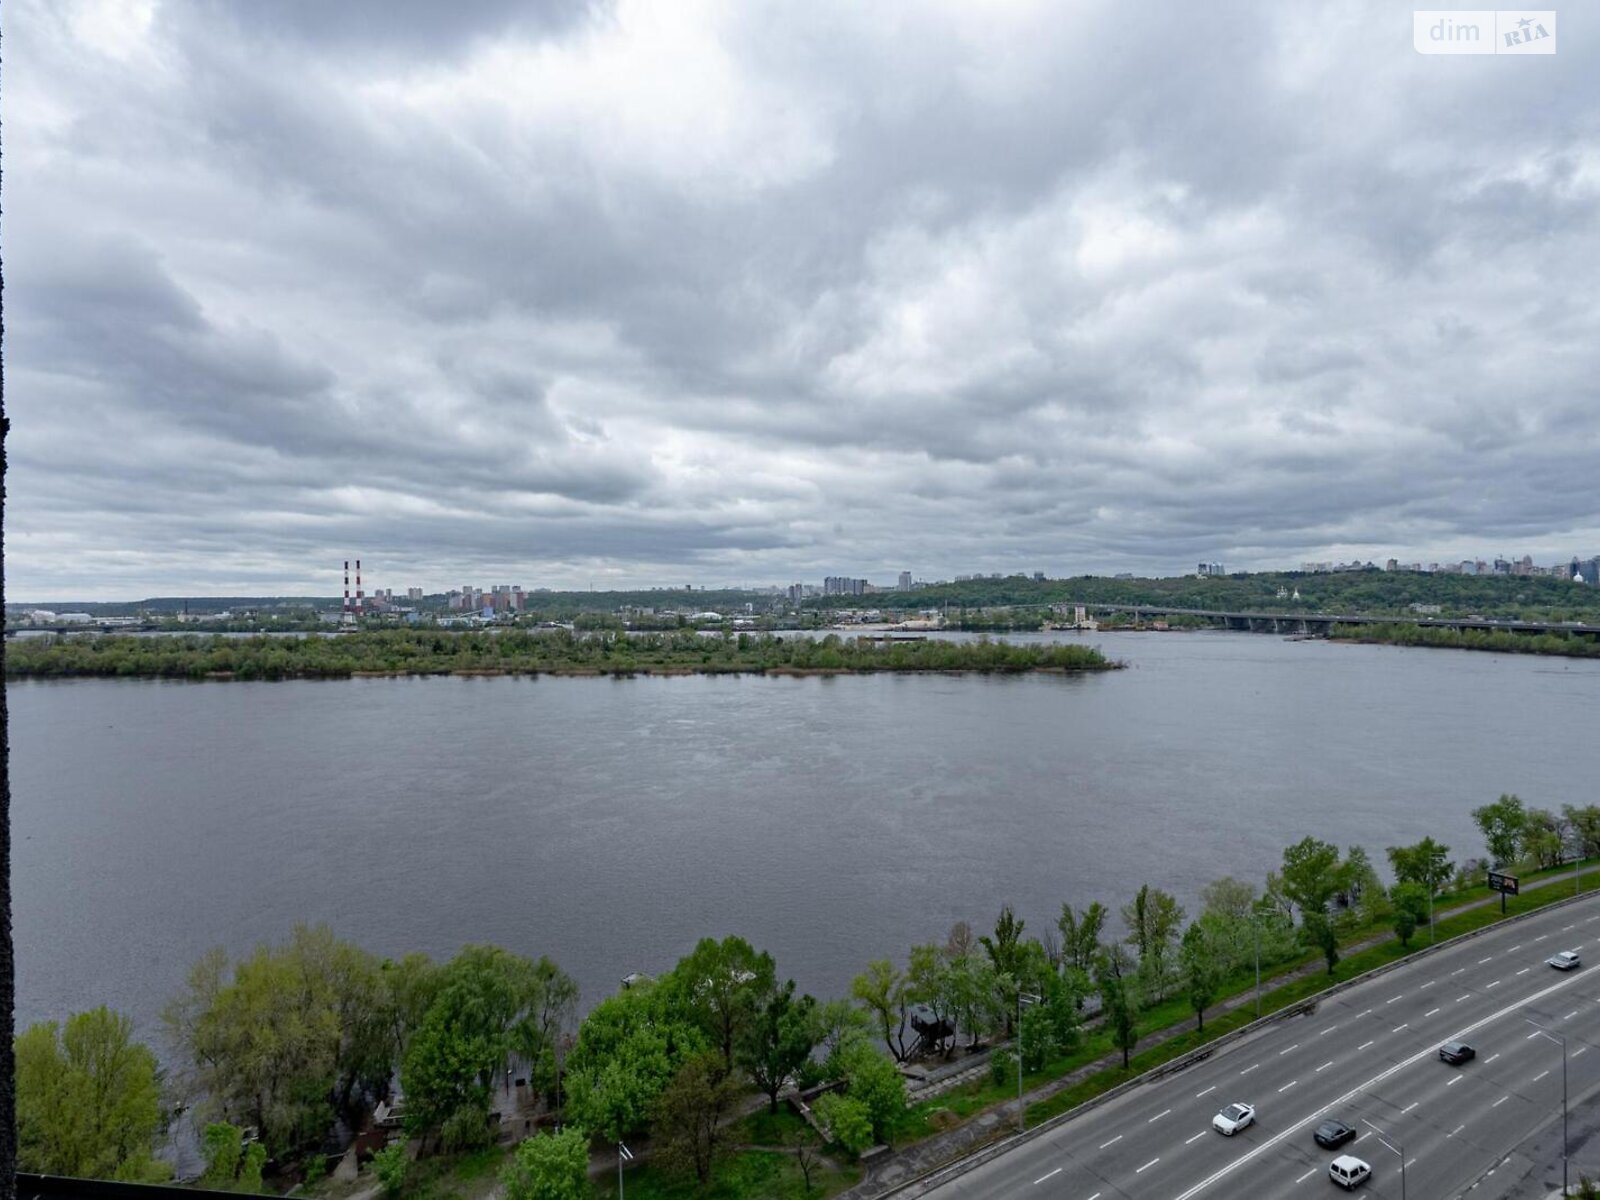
left=1076, top=603, right=1600, bottom=639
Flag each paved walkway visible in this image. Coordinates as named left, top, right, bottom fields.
left=842, top=870, right=1591, bottom=1198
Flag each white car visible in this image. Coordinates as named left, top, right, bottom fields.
left=1548, top=950, right=1581, bottom=971
left=1212, top=1102, right=1256, bottom=1135
left=1329, top=1155, right=1372, bottom=1189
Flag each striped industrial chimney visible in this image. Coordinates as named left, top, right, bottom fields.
left=355, top=559, right=364, bottom=619
left=343, top=560, right=351, bottom=620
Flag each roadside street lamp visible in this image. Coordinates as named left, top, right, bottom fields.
left=617, top=1141, right=634, bottom=1198
left=1527, top=1020, right=1569, bottom=1197
left=1360, top=1118, right=1406, bottom=1200
left=1016, top=991, right=1043, bottom=1134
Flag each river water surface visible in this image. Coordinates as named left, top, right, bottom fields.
left=11, top=630, right=1600, bottom=1043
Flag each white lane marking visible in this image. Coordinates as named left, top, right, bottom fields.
left=1278, top=1080, right=1298, bottom=1093
left=1451, top=968, right=1467, bottom=976
left=1034, top=1167, right=1062, bottom=1185
left=1240, top=1063, right=1260, bottom=1075
left=1420, top=980, right=1437, bottom=989
left=1480, top=956, right=1495, bottom=964
left=1393, top=1024, right=1410, bottom=1033
left=1576, top=1047, right=1589, bottom=1057
left=1536, top=934, right=1549, bottom=941
left=1564, top=1010, right=1579, bottom=1020
left=1534, top=1070, right=1551, bottom=1082
left=1457, top=994, right=1472, bottom=1003
left=1528, top=1031, right=1544, bottom=1039
left=1387, top=994, right=1405, bottom=1004
left=1099, top=1134, right=1122, bottom=1150
left=1425, top=1008, right=1441, bottom=1017
left=1448, top=1076, right=1463, bottom=1087
left=1450, top=1124, right=1465, bottom=1137
left=1486, top=1053, right=1501, bottom=1064
left=1136, top=1158, right=1160, bottom=1174
left=1196, top=1085, right=1216, bottom=1098
left=1316, top=1061, right=1335, bottom=1072
left=1402, top=1101, right=1419, bottom=1114
left=1493, top=1095, right=1510, bottom=1107
left=1357, top=1008, right=1373, bottom=1017
left=1487, top=979, right=1502, bottom=988
left=1320, top=1024, right=1338, bottom=1036
left=1186, top=1131, right=1207, bottom=1145
left=1565, top=924, right=1576, bottom=930
left=1358, top=1040, right=1376, bottom=1050
left=1279, top=1044, right=1299, bottom=1056
left=1168, top=969, right=1591, bottom=1200
left=1509, top=944, right=1523, bottom=951
left=1295, top=1168, right=1317, bottom=1183
left=1148, top=1109, right=1172, bottom=1123
left=1516, top=968, right=1531, bottom=976
left=1087, top=1194, right=1101, bottom=1200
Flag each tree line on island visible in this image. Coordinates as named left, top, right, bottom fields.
left=4, top=629, right=1117, bottom=681
left=15, top=792, right=1591, bottom=1196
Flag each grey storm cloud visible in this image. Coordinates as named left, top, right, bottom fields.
left=6, top=0, right=1600, bottom=599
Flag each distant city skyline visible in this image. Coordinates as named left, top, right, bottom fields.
left=7, top=2, right=1598, bottom=601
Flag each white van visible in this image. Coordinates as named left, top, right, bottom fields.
left=1329, top=1155, right=1371, bottom=1189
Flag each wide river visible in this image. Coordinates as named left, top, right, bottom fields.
left=11, top=630, right=1600, bottom=1046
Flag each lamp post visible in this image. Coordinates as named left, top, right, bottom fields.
left=1016, top=991, right=1042, bottom=1134
left=1527, top=1020, right=1569, bottom=1196
left=617, top=1141, right=633, bottom=1198
left=1360, top=1118, right=1405, bottom=1200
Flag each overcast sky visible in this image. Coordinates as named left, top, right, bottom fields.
left=6, top=1, right=1599, bottom=599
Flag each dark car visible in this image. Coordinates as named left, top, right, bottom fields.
left=1314, top=1118, right=1357, bottom=1149
left=1440, top=1040, right=1475, bottom=1064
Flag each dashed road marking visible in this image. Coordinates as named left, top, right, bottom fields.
left=1450, top=1124, right=1466, bottom=1137
left=1316, top=1061, right=1335, bottom=1072
left=1295, top=1168, right=1317, bottom=1183
left=1457, top=994, right=1472, bottom=1002
left=1486, top=1053, right=1501, bottom=1064
left=1186, top=1131, right=1207, bottom=1145
left=1402, top=1101, right=1419, bottom=1114
left=1534, top=1070, right=1551, bottom=1082
left=1448, top=1076, right=1463, bottom=1087
left=1196, top=1085, right=1216, bottom=1098
left=1136, top=1158, right=1160, bottom=1174
left=1279, top=1080, right=1298, bottom=1093
left=1099, top=1135, right=1122, bottom=1150
left=1493, top=1095, right=1509, bottom=1107
left=1564, top=1010, right=1579, bottom=1020
left=1425, top=1007, right=1441, bottom=1017
left=1517, top=968, right=1531, bottom=976
left=1487, top=979, right=1502, bottom=988
left=1387, top=995, right=1404, bottom=1004
left=1393, top=1024, right=1410, bottom=1033
left=1536, top=934, right=1550, bottom=941
left=1149, top=1109, right=1171, bottom=1123
left=1320, top=1025, right=1338, bottom=1036
left=1240, top=1064, right=1260, bottom=1076
left=1479, top=956, right=1494, bottom=964
left=1576, top=1047, right=1589, bottom=1057
left=1034, top=1167, right=1062, bottom=1184
left=1358, top=1040, right=1376, bottom=1050
left=1451, top=968, right=1467, bottom=976
left=1279, top=1044, right=1299, bottom=1056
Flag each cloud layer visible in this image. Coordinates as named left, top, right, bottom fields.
left=8, top=0, right=1600, bottom=598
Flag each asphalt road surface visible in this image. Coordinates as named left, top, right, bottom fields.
left=925, top=893, right=1600, bottom=1199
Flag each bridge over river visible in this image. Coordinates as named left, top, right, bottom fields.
left=1079, top=602, right=1600, bottom=639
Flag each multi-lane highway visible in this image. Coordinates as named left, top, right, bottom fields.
left=925, top=894, right=1600, bottom=1198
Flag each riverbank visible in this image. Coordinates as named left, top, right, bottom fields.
left=1329, top=622, right=1600, bottom=658
left=3, top=628, right=1121, bottom=681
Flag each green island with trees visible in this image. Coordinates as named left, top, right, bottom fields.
left=3, top=629, right=1118, bottom=682
left=18, top=791, right=1600, bottom=1199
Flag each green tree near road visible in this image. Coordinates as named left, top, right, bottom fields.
left=652, top=1051, right=744, bottom=1187
left=980, top=906, right=1029, bottom=1035
left=14, top=1007, right=171, bottom=1182
left=1279, top=837, right=1346, bottom=918
left=1390, top=882, right=1430, bottom=948
left=199, top=1123, right=266, bottom=1193
left=1473, top=794, right=1528, bottom=867
left=833, top=1035, right=908, bottom=1145
left=671, top=936, right=776, bottom=1074
left=1178, top=923, right=1221, bottom=1031
left=813, top=1091, right=874, bottom=1156
left=736, top=978, right=820, bottom=1113
left=565, top=978, right=702, bottom=1143
left=1095, top=950, right=1140, bottom=1069
left=500, top=1127, right=592, bottom=1200
left=1387, top=838, right=1454, bottom=896
left=1057, top=901, right=1107, bottom=985
left=1301, top=911, right=1340, bottom=976
left=851, top=960, right=911, bottom=1062
left=1122, top=885, right=1186, bottom=1001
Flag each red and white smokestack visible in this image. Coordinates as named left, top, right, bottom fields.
left=356, top=559, right=364, bottom=617
left=344, top=560, right=351, bottom=618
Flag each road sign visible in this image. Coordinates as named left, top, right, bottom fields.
left=1488, top=871, right=1520, bottom=895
